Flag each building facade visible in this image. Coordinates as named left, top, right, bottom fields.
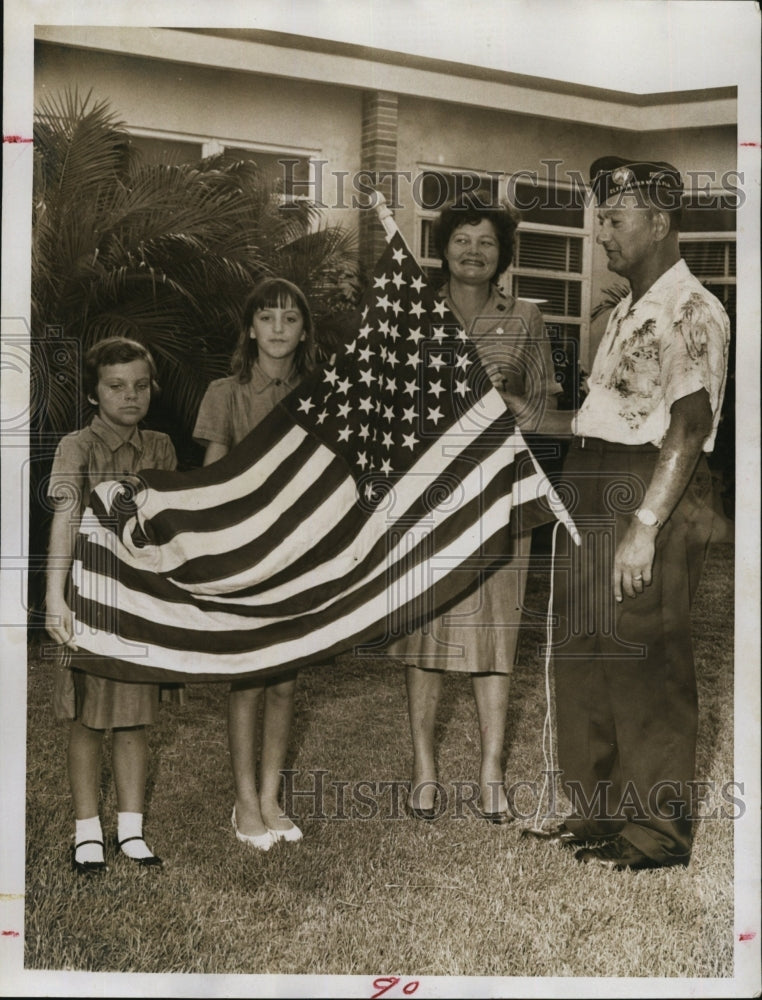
left=34, top=26, right=738, bottom=375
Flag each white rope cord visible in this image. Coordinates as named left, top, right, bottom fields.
left=530, top=517, right=563, bottom=832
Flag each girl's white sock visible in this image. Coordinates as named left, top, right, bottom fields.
left=117, top=811, right=154, bottom=859
left=74, top=816, right=104, bottom=864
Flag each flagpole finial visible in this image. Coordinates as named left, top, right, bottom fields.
left=374, top=192, right=399, bottom=241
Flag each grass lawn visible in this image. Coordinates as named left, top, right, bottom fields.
left=23, top=541, right=735, bottom=980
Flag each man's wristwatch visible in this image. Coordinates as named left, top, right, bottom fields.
left=635, top=507, right=663, bottom=529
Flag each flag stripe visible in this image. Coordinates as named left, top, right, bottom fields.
left=163, top=454, right=351, bottom=588
left=72, top=449, right=539, bottom=647
left=70, top=496, right=518, bottom=680
left=74, top=417, right=542, bottom=630
left=135, top=429, right=324, bottom=542
left=69, top=228, right=576, bottom=682
left=101, top=392, right=529, bottom=596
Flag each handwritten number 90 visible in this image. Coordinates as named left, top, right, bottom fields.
left=372, top=976, right=420, bottom=998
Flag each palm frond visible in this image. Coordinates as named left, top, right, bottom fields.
left=591, top=283, right=630, bottom=320
left=32, top=86, right=359, bottom=445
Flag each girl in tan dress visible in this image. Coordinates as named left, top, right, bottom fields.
left=193, top=278, right=316, bottom=851
left=46, top=338, right=176, bottom=873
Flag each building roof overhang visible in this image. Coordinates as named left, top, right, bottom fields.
left=35, top=24, right=737, bottom=132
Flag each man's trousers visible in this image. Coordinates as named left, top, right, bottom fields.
left=552, top=437, right=715, bottom=862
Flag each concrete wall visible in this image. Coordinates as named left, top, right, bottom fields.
left=35, top=40, right=737, bottom=363
left=396, top=97, right=737, bottom=359
left=34, top=42, right=363, bottom=234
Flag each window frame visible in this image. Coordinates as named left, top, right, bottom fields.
left=506, top=175, right=594, bottom=369
left=677, top=188, right=737, bottom=313
left=127, top=126, right=320, bottom=203
left=414, top=164, right=502, bottom=273
left=678, top=232, right=737, bottom=286
left=415, top=168, right=593, bottom=328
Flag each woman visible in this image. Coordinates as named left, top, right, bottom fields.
left=392, top=195, right=561, bottom=822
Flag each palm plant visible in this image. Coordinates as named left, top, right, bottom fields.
left=591, top=282, right=630, bottom=321
left=32, top=88, right=357, bottom=441
left=29, top=87, right=358, bottom=615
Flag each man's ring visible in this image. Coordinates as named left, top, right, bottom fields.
left=634, top=574, right=643, bottom=580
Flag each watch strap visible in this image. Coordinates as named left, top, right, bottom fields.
left=635, top=507, right=663, bottom=529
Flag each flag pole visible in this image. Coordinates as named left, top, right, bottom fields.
left=372, top=190, right=580, bottom=548
left=374, top=192, right=399, bottom=242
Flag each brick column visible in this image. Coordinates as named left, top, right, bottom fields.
left=359, top=91, right=398, bottom=274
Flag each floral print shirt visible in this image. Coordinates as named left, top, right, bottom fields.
left=574, top=260, right=730, bottom=451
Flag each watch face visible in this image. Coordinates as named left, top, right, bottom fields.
left=637, top=508, right=658, bottom=526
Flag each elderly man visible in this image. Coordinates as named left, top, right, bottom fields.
left=513, top=157, right=730, bottom=870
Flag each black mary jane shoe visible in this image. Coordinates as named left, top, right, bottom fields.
left=115, top=835, right=164, bottom=869
left=71, top=839, right=108, bottom=876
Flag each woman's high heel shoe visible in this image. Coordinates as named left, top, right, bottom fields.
left=267, top=821, right=303, bottom=843
left=407, top=777, right=442, bottom=821
left=232, top=807, right=274, bottom=851
left=481, top=810, right=515, bottom=826
left=407, top=803, right=438, bottom=822
left=407, top=785, right=441, bottom=822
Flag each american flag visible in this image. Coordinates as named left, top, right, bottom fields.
left=68, top=230, right=576, bottom=682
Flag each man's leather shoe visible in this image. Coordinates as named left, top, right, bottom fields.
left=481, top=810, right=515, bottom=826
left=520, top=822, right=592, bottom=847
left=574, top=836, right=690, bottom=871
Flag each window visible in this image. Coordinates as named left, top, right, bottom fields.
left=679, top=195, right=736, bottom=315
left=217, top=147, right=312, bottom=198
left=129, top=130, right=313, bottom=198
left=129, top=134, right=203, bottom=165
left=416, top=169, right=501, bottom=279
left=414, top=169, right=592, bottom=404
left=508, top=178, right=591, bottom=403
